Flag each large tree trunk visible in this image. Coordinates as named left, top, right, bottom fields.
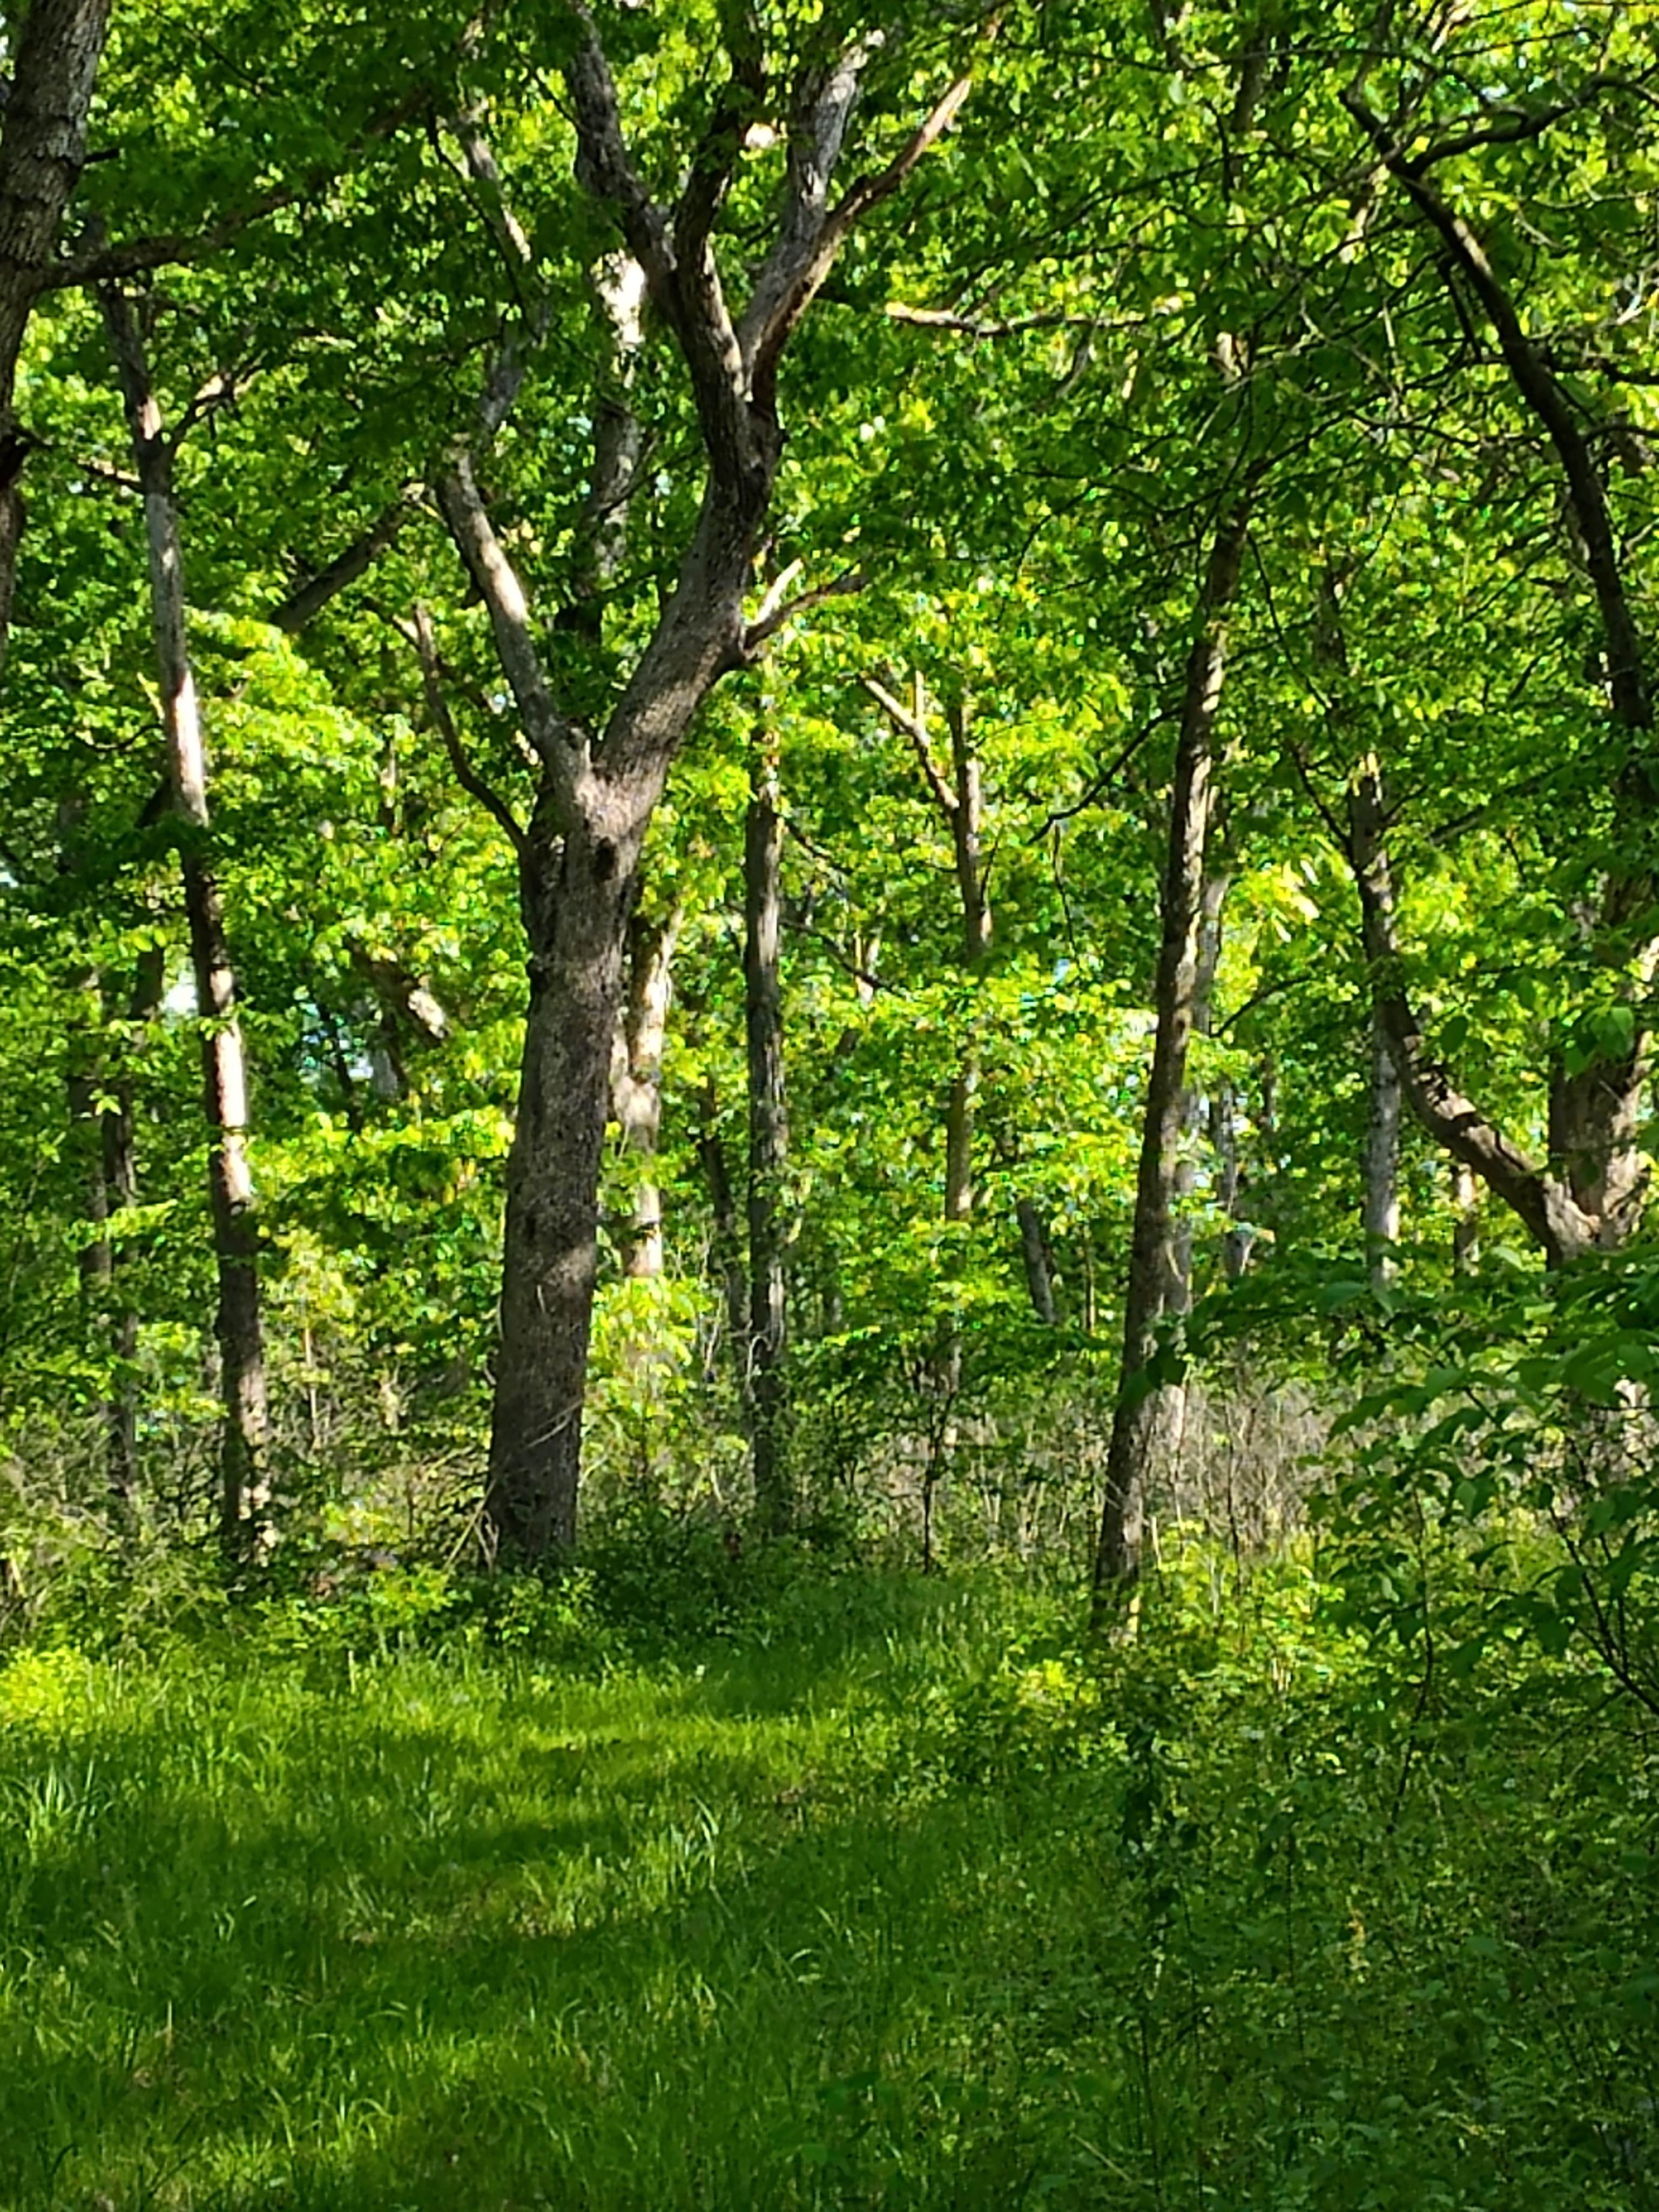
left=486, top=819, right=638, bottom=1560
left=1093, top=503, right=1251, bottom=1605
left=745, top=732, right=791, bottom=1528
left=0, top=0, right=112, bottom=676
left=102, top=286, right=268, bottom=1544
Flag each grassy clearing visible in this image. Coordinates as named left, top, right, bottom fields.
left=1, top=1557, right=1656, bottom=2209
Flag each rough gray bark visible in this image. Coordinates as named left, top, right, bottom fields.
left=437, top=23, right=970, bottom=1560
left=0, top=0, right=112, bottom=676
left=101, top=285, right=268, bottom=1544
left=1345, top=96, right=1654, bottom=1260
left=1094, top=502, right=1251, bottom=1604
left=610, top=904, right=680, bottom=1280
left=1363, top=1007, right=1402, bottom=1284
left=745, top=734, right=790, bottom=1528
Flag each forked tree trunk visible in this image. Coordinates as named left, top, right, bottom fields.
left=441, top=25, right=969, bottom=1559
left=1093, top=503, right=1251, bottom=1606
left=0, top=0, right=112, bottom=676
left=102, top=287, right=268, bottom=1545
left=745, top=733, right=791, bottom=1529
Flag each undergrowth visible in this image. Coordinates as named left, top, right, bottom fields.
left=1, top=1528, right=1656, bottom=2209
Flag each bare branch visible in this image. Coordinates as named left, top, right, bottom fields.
left=433, top=455, right=589, bottom=818
left=862, top=671, right=956, bottom=818
left=741, top=564, right=864, bottom=658
left=270, top=499, right=412, bottom=634
left=744, top=57, right=973, bottom=410
left=885, top=302, right=1102, bottom=339
left=408, top=603, right=528, bottom=857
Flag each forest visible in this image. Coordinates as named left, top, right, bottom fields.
left=2, top=0, right=1658, bottom=2202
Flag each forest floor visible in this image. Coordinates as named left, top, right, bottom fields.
left=0, top=1551, right=1655, bottom=2210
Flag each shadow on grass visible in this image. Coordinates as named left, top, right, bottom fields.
left=0, top=1612, right=1108, bottom=2212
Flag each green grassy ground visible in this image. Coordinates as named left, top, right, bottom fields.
left=1, top=1559, right=1656, bottom=2209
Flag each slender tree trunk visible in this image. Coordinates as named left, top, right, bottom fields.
left=1168, top=869, right=1229, bottom=1312
left=695, top=1090, right=749, bottom=1391
left=0, top=0, right=112, bottom=677
left=101, top=287, right=268, bottom=1545
left=1094, top=503, right=1250, bottom=1607
left=1452, top=1159, right=1480, bottom=1274
left=745, top=732, right=791, bottom=1529
left=1363, top=1007, right=1402, bottom=1284
left=1015, top=1195, right=1057, bottom=1324
left=610, top=903, right=680, bottom=1280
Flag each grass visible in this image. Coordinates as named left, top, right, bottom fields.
left=2, top=1552, right=1657, bottom=2209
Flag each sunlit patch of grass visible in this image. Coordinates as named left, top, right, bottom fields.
left=1, top=1564, right=1656, bottom=2208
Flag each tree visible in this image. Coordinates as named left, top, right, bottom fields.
left=430, top=9, right=973, bottom=1559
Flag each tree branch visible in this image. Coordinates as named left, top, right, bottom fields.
left=744, top=56, right=973, bottom=413
left=564, top=4, right=751, bottom=481
left=740, top=564, right=863, bottom=658
left=270, top=499, right=412, bottom=633
left=1344, top=754, right=1598, bottom=1263
left=862, top=671, right=956, bottom=818
left=1344, top=90, right=1651, bottom=739
left=408, top=603, right=527, bottom=857
left=432, top=456, right=589, bottom=817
